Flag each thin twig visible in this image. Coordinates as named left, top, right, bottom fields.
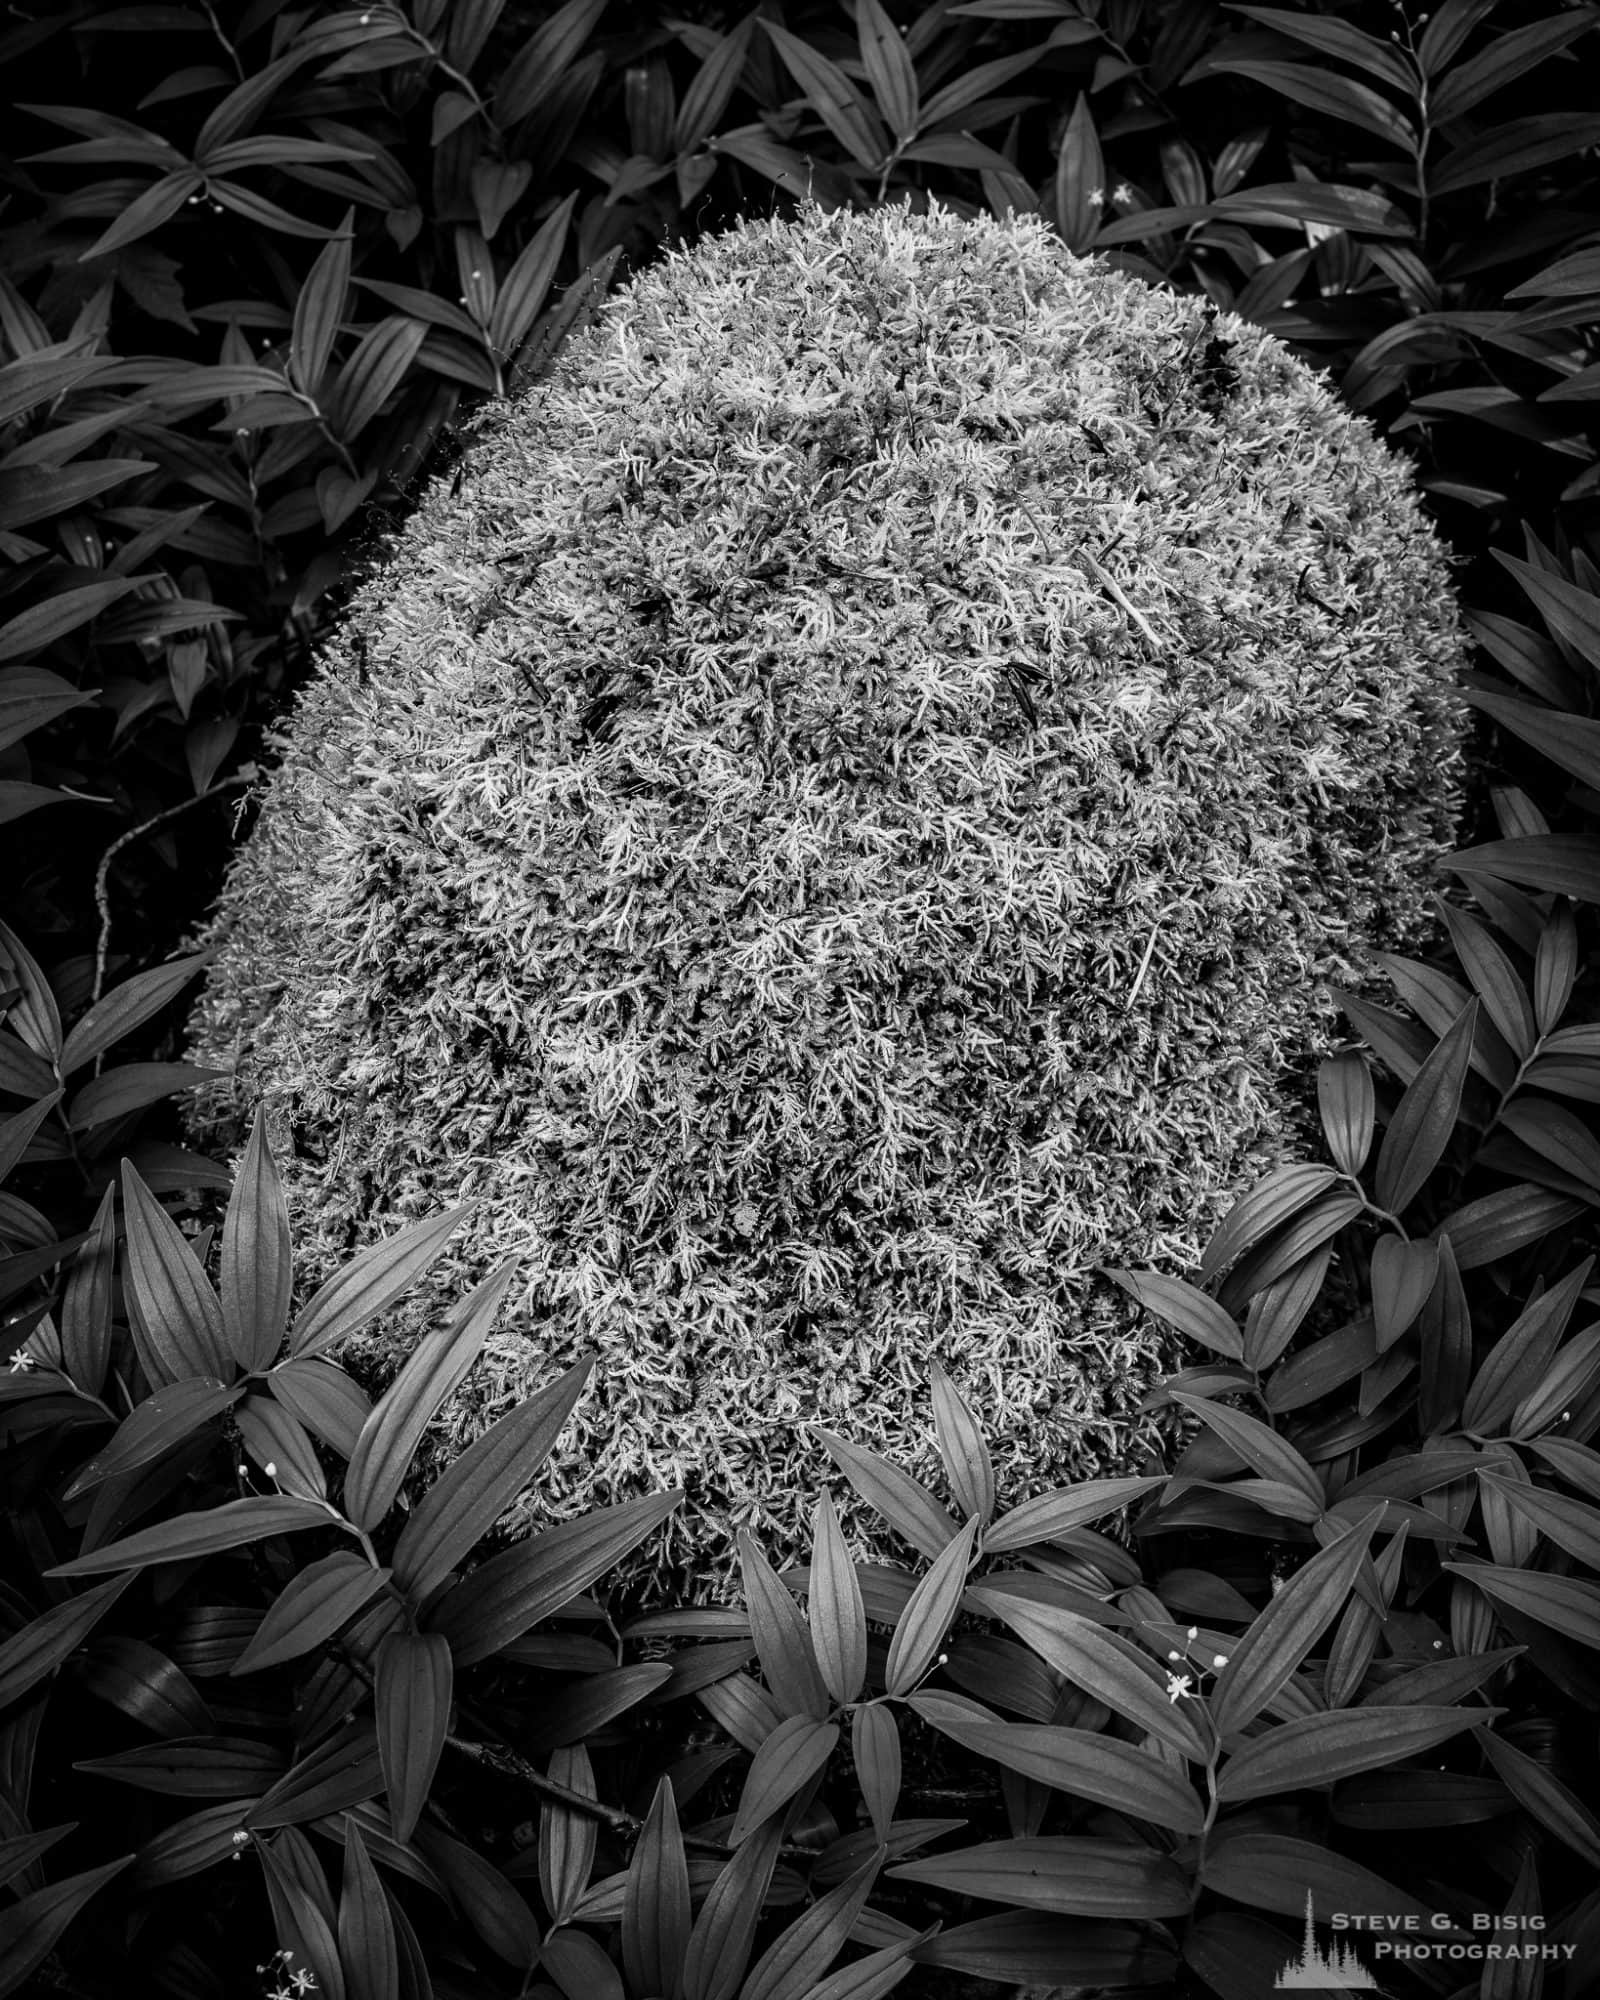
left=92, top=776, right=255, bottom=1004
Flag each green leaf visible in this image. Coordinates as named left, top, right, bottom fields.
left=922, top=1910, right=1173, bottom=1985
left=1437, top=898, right=1537, bottom=1058
left=760, top=21, right=889, bottom=169
left=342, top=1261, right=513, bottom=1533
left=338, top=1821, right=399, bottom=2000
left=1370, top=1234, right=1439, bottom=1351
left=811, top=1428, right=958, bottom=1560
left=1430, top=112, right=1600, bottom=193
left=290, top=1205, right=472, bottom=1360
left=885, top=1516, right=979, bottom=1697
left=1318, top=1052, right=1376, bottom=1176
left=487, top=192, right=576, bottom=360
left=323, top=315, right=428, bottom=442
left=622, top=1776, right=690, bottom=2000
left=1510, top=1322, right=1600, bottom=1437
left=1217, top=1705, right=1489, bottom=1801
left=1475, top=1725, right=1600, bottom=1867
left=375, top=1630, right=451, bottom=1846
left=1200, top=1829, right=1437, bottom=1930
left=48, top=1496, right=332, bottom=1578
left=681, top=1817, right=785, bottom=2000
left=1477, top=1475, right=1600, bottom=1569
left=1444, top=1561, right=1600, bottom=1649
left=963, top=1584, right=1209, bottom=1760
left=1469, top=688, right=1600, bottom=804
left=0, top=1093, right=61, bottom=1184
left=67, top=1061, right=222, bottom=1132
left=909, top=1693, right=1204, bottom=1833
left=1104, top=1269, right=1242, bottom=1360
left=1206, top=56, right=1416, bottom=148
left=1211, top=1509, right=1384, bottom=1734
left=856, top=0, right=918, bottom=140
left=1431, top=1184, right=1588, bottom=1268
left=1534, top=902, right=1578, bottom=1035
left=119, top=1160, right=230, bottom=1386
left=1053, top=94, right=1104, bottom=254
left=984, top=1475, right=1164, bottom=1555
left=0, top=1827, right=72, bottom=1895
left=0, top=1573, right=134, bottom=1709
left=132, top=1799, right=261, bottom=1888
left=729, top=1716, right=840, bottom=1845
left=0, top=1857, right=133, bottom=1996
left=79, top=169, right=202, bottom=259
left=738, top=1530, right=831, bottom=1721
left=742, top=1854, right=885, bottom=2000
left=1374, top=998, right=1477, bottom=1214
left=890, top=1837, right=1191, bottom=1919
left=62, top=1377, right=239, bottom=1499
left=431, top=1491, right=681, bottom=1667
left=1419, top=1235, right=1472, bottom=1431
left=537, top=1742, right=597, bottom=1929
left=808, top=1491, right=867, bottom=1705
left=928, top=1361, right=994, bottom=1521
left=392, top=1357, right=591, bottom=1602
left=230, top=1553, right=392, bottom=1677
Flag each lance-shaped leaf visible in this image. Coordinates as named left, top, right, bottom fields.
left=742, top=1853, right=885, bottom=2000
left=1462, top=1259, right=1593, bottom=1435
left=538, top=1742, right=597, bottom=1928
left=290, top=214, right=352, bottom=395
left=1105, top=1268, right=1243, bottom=1361
left=338, top=1820, right=398, bottom=2000
left=1199, top=1829, right=1439, bottom=1930
left=809, top=1491, right=867, bottom=1705
left=729, top=1716, right=840, bottom=1845
left=1200, top=1164, right=1340, bottom=1282
left=1510, top=1322, right=1600, bottom=1438
left=1211, top=1509, right=1383, bottom=1735
left=268, top=1357, right=371, bottom=1459
left=1444, top=1562, right=1600, bottom=1650
left=1053, top=94, right=1104, bottom=254
left=856, top=0, right=918, bottom=141
left=1205, top=56, right=1416, bottom=148
left=1450, top=836, right=1600, bottom=906
left=1431, top=1184, right=1587, bottom=1271
left=48, top=1496, right=332, bottom=1578
left=1432, top=113, right=1600, bottom=197
left=236, top=1393, right=326, bottom=1501
left=73, top=1736, right=284, bottom=1798
left=1475, top=1725, right=1600, bottom=1868
left=929, top=1361, right=995, bottom=1522
left=760, top=21, right=889, bottom=169
left=0, top=1856, right=133, bottom=1996
left=255, top=1833, right=346, bottom=2000
left=248, top=1720, right=385, bottom=1831
left=885, top=1516, right=979, bottom=1697
left=852, top=1704, right=901, bottom=1842
left=963, top=1585, right=1208, bottom=1761
left=392, top=1357, right=591, bottom=1602
left=811, top=1428, right=957, bottom=1560
left=1479, top=1473, right=1600, bottom=1572
left=63, top=1377, right=239, bottom=1499
left=1373, top=999, right=1477, bottom=1215
left=290, top=1204, right=472, bottom=1360
left=1437, top=896, right=1537, bottom=1058
left=488, top=192, right=576, bottom=359
left=909, top=1693, right=1204, bottom=1834
left=1318, top=1052, right=1375, bottom=1175
left=622, top=1776, right=690, bottom=2000
left=375, top=1631, right=451, bottom=1845
left=1169, top=1393, right=1325, bottom=1510
left=1369, top=1235, right=1438, bottom=1351
left=890, top=1837, right=1190, bottom=1919
left=58, top=1184, right=116, bottom=1397
left=739, top=1530, right=831, bottom=1721
left=1534, top=901, right=1578, bottom=1034
left=430, top=1491, right=681, bottom=1666
left=120, top=1161, right=230, bottom=1386
left=985, top=1476, right=1164, bottom=1555
left=1216, top=1704, right=1491, bottom=1802
left=231, top=1553, right=393, bottom=1677
left=343, top=1262, right=514, bottom=1532
left=220, top=1108, right=293, bottom=1372
left=0, top=1572, right=133, bottom=1709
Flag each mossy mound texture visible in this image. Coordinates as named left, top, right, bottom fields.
left=190, top=201, right=1467, bottom=1597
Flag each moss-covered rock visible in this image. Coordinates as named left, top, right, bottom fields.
left=189, top=200, right=1467, bottom=1598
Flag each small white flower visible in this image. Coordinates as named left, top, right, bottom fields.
left=239, top=1463, right=250, bottom=1477
left=263, top=1462, right=278, bottom=1478
left=1212, top=1654, right=1228, bottom=1670
left=1166, top=1672, right=1193, bottom=1704
left=289, top=1971, right=319, bottom=1996
left=231, top=1830, right=249, bottom=1847
left=1085, top=188, right=1105, bottom=211
left=1186, top=1627, right=1198, bottom=1640
left=1167, top=1648, right=1182, bottom=1662
left=7, top=1349, right=36, bottom=1374
left=1112, top=182, right=1135, bottom=207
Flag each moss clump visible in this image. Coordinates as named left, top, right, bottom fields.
left=188, top=200, right=1467, bottom=1599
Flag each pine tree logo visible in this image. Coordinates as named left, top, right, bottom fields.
left=1274, top=1892, right=1381, bottom=1990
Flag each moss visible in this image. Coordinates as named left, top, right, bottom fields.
left=188, top=200, right=1467, bottom=1600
